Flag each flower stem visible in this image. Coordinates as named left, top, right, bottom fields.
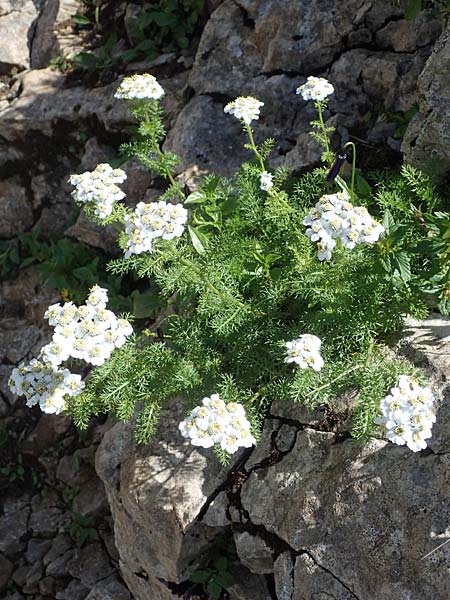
left=245, top=124, right=265, bottom=171
left=344, top=141, right=357, bottom=200
left=316, top=101, right=332, bottom=164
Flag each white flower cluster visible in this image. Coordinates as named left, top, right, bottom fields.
left=68, top=163, right=127, bottom=219
left=259, top=171, right=274, bottom=191
left=284, top=335, right=324, bottom=372
left=114, top=73, right=165, bottom=100
left=8, top=359, right=84, bottom=415
left=375, top=376, right=436, bottom=452
left=224, top=96, right=264, bottom=125
left=303, top=192, right=384, bottom=261
left=296, top=76, right=334, bottom=102
left=123, top=200, right=188, bottom=258
left=179, top=394, right=256, bottom=454
left=41, top=285, right=133, bottom=367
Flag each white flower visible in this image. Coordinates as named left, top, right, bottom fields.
left=304, top=192, right=384, bottom=261
left=178, top=395, right=255, bottom=453
left=375, top=376, right=436, bottom=452
left=123, top=200, right=188, bottom=258
left=8, top=360, right=85, bottom=415
left=259, top=171, right=274, bottom=191
left=285, top=335, right=324, bottom=371
left=114, top=73, right=165, bottom=100
left=296, top=76, right=334, bottom=102
left=224, top=96, right=264, bottom=125
left=68, top=163, right=126, bottom=220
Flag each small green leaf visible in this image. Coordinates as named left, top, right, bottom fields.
left=404, top=0, right=422, bottom=20
left=71, top=14, right=91, bottom=25
left=189, top=570, right=211, bottom=584
left=206, top=578, right=223, bottom=600
left=214, top=556, right=228, bottom=572
left=215, top=571, right=234, bottom=588
left=185, top=191, right=206, bottom=205
left=355, top=172, right=372, bottom=199
left=188, top=225, right=208, bottom=254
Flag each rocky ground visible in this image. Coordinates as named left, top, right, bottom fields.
left=1, top=1, right=450, bottom=599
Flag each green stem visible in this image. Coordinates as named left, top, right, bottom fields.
left=316, top=101, right=332, bottom=164
left=245, top=123, right=265, bottom=171
left=156, top=249, right=246, bottom=309
left=344, top=141, right=357, bottom=200
left=144, top=108, right=180, bottom=191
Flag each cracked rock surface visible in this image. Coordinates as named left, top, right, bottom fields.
left=96, top=314, right=450, bottom=599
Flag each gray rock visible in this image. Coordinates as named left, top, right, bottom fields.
left=234, top=531, right=273, bottom=574
left=43, top=533, right=72, bottom=566
left=240, top=429, right=450, bottom=599
left=29, top=507, right=68, bottom=538
left=292, top=552, right=356, bottom=600
left=22, top=560, right=44, bottom=594
left=56, top=578, right=89, bottom=600
left=0, top=553, right=14, bottom=590
left=45, top=549, right=74, bottom=578
left=0, top=504, right=30, bottom=555
left=273, top=552, right=295, bottom=600
left=68, top=542, right=115, bottom=587
left=403, top=23, right=450, bottom=176
left=95, top=400, right=240, bottom=595
left=39, top=575, right=56, bottom=597
left=227, top=564, right=272, bottom=599
left=0, top=177, right=34, bottom=239
left=25, top=538, right=52, bottom=563
left=0, top=1, right=38, bottom=73
left=84, top=574, right=131, bottom=600
left=202, top=491, right=230, bottom=528
left=72, top=476, right=109, bottom=518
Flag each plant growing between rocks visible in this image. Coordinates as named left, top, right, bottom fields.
left=8, top=73, right=450, bottom=461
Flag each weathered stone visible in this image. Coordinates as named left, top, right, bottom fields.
left=240, top=429, right=450, bottom=599
left=0, top=504, right=30, bottom=555
left=31, top=0, right=84, bottom=68
left=43, top=533, right=72, bottom=566
left=234, top=531, right=273, bottom=574
left=292, top=553, right=356, bottom=600
left=25, top=538, right=52, bottom=563
left=0, top=1, right=38, bottom=73
left=403, top=23, right=450, bottom=176
left=95, top=400, right=240, bottom=595
left=29, top=507, right=68, bottom=538
left=84, top=574, right=131, bottom=600
left=0, top=177, right=34, bottom=239
left=376, top=15, right=442, bottom=53
left=273, top=552, right=295, bottom=600
left=55, top=578, right=89, bottom=600
left=202, top=491, right=230, bottom=528
left=22, top=413, right=73, bottom=456
left=71, top=475, right=108, bottom=520
left=0, top=553, right=14, bottom=590
left=227, top=564, right=272, bottom=600
left=45, top=549, right=74, bottom=578
left=39, top=575, right=56, bottom=597
left=118, top=561, right=177, bottom=600
left=68, top=542, right=115, bottom=587
left=22, top=560, right=44, bottom=594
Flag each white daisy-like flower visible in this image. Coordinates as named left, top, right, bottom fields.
left=304, top=192, right=384, bottom=261
left=8, top=360, right=85, bottom=415
left=284, top=334, right=324, bottom=372
left=375, top=376, right=437, bottom=452
left=114, top=73, right=165, bottom=100
left=68, top=163, right=127, bottom=220
left=259, top=171, right=274, bottom=191
left=296, top=76, right=334, bottom=102
left=178, top=395, right=256, bottom=453
left=224, top=96, right=264, bottom=125
left=123, top=200, right=188, bottom=258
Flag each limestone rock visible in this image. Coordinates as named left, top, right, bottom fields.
left=240, top=429, right=450, bottom=599
left=402, top=23, right=450, bottom=176
left=95, top=400, right=241, bottom=598
left=234, top=531, right=273, bottom=574
left=0, top=1, right=38, bottom=73
left=0, top=177, right=34, bottom=239
left=227, top=564, right=272, bottom=599
left=0, top=553, right=14, bottom=590
left=0, top=501, right=30, bottom=555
